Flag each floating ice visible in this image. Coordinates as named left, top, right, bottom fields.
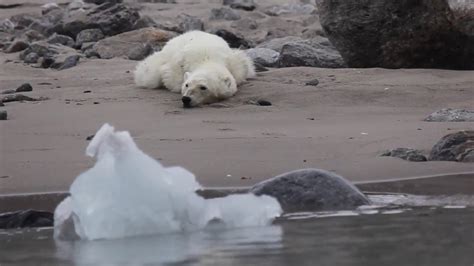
left=54, top=124, right=282, bottom=240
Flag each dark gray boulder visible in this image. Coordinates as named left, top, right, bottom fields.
left=381, top=148, right=427, bottom=162
left=429, top=131, right=474, bottom=162
left=319, top=0, right=474, bottom=69
left=424, top=108, right=474, bottom=122
left=250, top=169, right=371, bottom=212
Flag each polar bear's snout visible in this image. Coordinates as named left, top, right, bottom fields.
left=182, top=96, right=192, bottom=108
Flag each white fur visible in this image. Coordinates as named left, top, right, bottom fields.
left=134, top=31, right=255, bottom=107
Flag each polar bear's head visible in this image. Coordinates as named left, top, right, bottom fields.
left=181, top=67, right=237, bottom=108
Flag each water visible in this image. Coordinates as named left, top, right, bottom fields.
left=1, top=194, right=473, bottom=266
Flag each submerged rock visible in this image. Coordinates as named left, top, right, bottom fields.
left=424, top=108, right=474, bottom=122
left=381, top=148, right=427, bottom=162
left=250, top=169, right=371, bottom=212
left=429, top=131, right=474, bottom=162
left=0, top=210, right=53, bottom=229
left=319, top=0, right=474, bottom=69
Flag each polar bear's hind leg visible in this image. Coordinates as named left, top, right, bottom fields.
left=134, top=52, right=165, bottom=89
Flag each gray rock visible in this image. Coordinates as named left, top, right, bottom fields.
left=0, top=110, right=7, bottom=120
left=429, top=131, right=474, bottom=162
left=21, top=30, right=45, bottom=43
left=21, top=41, right=81, bottom=68
left=381, top=148, right=427, bottom=162
left=1, top=89, right=15, bottom=95
left=24, top=52, right=39, bottom=63
left=177, top=14, right=204, bottom=33
left=231, top=17, right=257, bottom=30
left=132, top=15, right=157, bottom=30
left=127, top=43, right=153, bottom=60
left=257, top=36, right=305, bottom=52
left=84, top=48, right=99, bottom=58
left=75, top=29, right=104, bottom=47
left=5, top=39, right=29, bottom=53
left=54, top=55, right=80, bottom=70
left=305, top=78, right=319, bottom=86
left=210, top=7, right=241, bottom=21
left=319, top=0, right=474, bottom=69
left=0, top=19, right=14, bottom=33
left=424, top=108, right=474, bottom=122
left=92, top=28, right=175, bottom=59
left=278, top=38, right=345, bottom=68
left=250, top=168, right=371, bottom=212
left=47, top=33, right=75, bottom=47
left=84, top=0, right=123, bottom=4
left=1, top=94, right=38, bottom=103
left=223, top=0, right=256, bottom=11
left=245, top=48, right=279, bottom=67
left=41, top=3, right=61, bottom=15
left=20, top=41, right=52, bottom=59
left=16, top=83, right=33, bottom=92
left=212, top=29, right=252, bottom=48
left=263, top=3, right=316, bottom=16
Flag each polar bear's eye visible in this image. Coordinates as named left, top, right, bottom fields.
left=200, top=86, right=207, bottom=91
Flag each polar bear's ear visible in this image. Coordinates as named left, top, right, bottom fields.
left=224, top=77, right=232, bottom=88
left=184, top=72, right=190, bottom=81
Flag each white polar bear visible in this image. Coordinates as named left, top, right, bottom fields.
left=133, top=31, right=255, bottom=108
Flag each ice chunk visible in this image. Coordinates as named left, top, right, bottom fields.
left=54, top=124, right=281, bottom=240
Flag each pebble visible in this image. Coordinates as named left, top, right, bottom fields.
left=0, top=110, right=7, bottom=120
left=257, top=99, right=272, bottom=106
left=16, top=83, right=33, bottom=92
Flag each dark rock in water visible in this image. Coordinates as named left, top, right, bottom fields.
left=212, top=29, right=252, bottom=49
left=177, top=14, right=204, bottom=33
left=381, top=148, right=427, bottom=162
left=319, top=0, right=474, bottom=69
left=257, top=99, right=272, bottom=106
left=47, top=33, right=75, bottom=47
left=75, top=29, right=104, bottom=47
left=93, top=27, right=175, bottom=59
left=429, top=131, right=474, bottom=162
left=210, top=7, right=241, bottom=21
left=2, top=94, right=38, bottom=103
left=0, top=110, right=7, bottom=120
left=305, top=78, right=319, bottom=86
left=127, top=43, right=153, bottom=60
left=5, top=39, right=29, bottom=53
left=250, top=169, right=371, bottom=212
left=245, top=48, right=279, bottom=67
left=263, top=3, right=316, bottom=16
left=223, top=0, right=256, bottom=11
left=424, top=108, right=474, bottom=122
left=16, top=83, right=33, bottom=92
left=0, top=210, right=53, bottom=229
left=55, top=55, right=80, bottom=70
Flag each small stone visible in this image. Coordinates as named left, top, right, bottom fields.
left=24, top=53, right=39, bottom=64
left=76, top=29, right=105, bottom=47
left=0, top=110, right=7, bottom=120
left=41, top=3, right=61, bottom=15
left=5, top=40, right=29, bottom=53
left=93, top=101, right=100, bottom=104
left=381, top=148, right=427, bottom=162
left=305, top=78, right=319, bottom=86
left=257, top=99, right=272, bottom=106
left=47, top=33, right=75, bottom=47
left=41, top=57, right=55, bottom=68
left=210, top=7, right=241, bottom=21
left=56, top=55, right=80, bottom=70
left=16, top=83, right=33, bottom=92
left=83, top=90, right=92, bottom=93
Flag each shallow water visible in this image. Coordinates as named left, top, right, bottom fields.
left=1, top=194, right=473, bottom=266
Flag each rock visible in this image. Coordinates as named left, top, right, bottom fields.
left=0, top=19, right=14, bottom=33
left=24, top=52, right=39, bottom=63
left=84, top=0, right=123, bottom=4
left=20, top=41, right=53, bottom=59
left=1, top=94, right=38, bottom=103
left=84, top=48, right=99, bottom=58
left=21, top=41, right=81, bottom=68
left=16, top=83, right=33, bottom=92
left=21, top=30, right=45, bottom=43
left=429, top=131, right=474, bottom=162
left=223, top=0, right=256, bottom=11
left=0, top=110, right=7, bottom=120
left=127, top=43, right=153, bottom=60
left=92, top=28, right=175, bottom=59
left=0, top=210, right=53, bottom=229
left=1, top=90, right=16, bottom=95
left=47, top=33, right=75, bottom=47
left=305, top=78, right=319, bottom=86
left=257, top=36, right=305, bottom=52
left=257, top=99, right=272, bottom=106
left=245, top=48, right=279, bottom=67
left=381, top=148, right=427, bottom=162
left=231, top=17, right=258, bottom=30
left=5, top=39, right=29, bottom=53
left=75, top=29, right=104, bottom=47
left=278, top=38, right=345, bottom=68
left=177, top=14, right=204, bottom=33
left=254, top=62, right=268, bottom=72
left=263, top=3, right=316, bottom=16
left=210, top=7, right=241, bottom=21
left=132, top=15, right=157, bottom=30
left=10, top=13, right=40, bottom=29
left=40, top=57, right=56, bottom=68
left=41, top=3, right=61, bottom=15
left=424, top=108, right=474, bottom=122
left=59, top=3, right=140, bottom=38
left=212, top=29, right=252, bottom=48
left=54, top=55, right=80, bottom=70
left=319, top=0, right=474, bottom=69
left=80, top=42, right=95, bottom=51
left=250, top=169, right=371, bottom=212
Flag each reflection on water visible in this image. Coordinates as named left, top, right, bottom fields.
left=1, top=197, right=474, bottom=266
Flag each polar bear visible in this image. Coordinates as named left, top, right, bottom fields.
left=133, top=31, right=255, bottom=108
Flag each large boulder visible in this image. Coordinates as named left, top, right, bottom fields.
left=92, top=27, right=176, bottom=59
left=429, top=131, right=474, bottom=162
left=250, top=169, right=371, bottom=212
left=319, top=0, right=474, bottom=69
